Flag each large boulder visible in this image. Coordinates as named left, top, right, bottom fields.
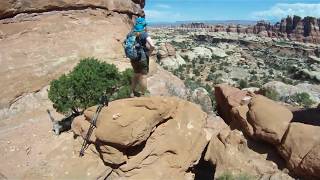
left=0, top=0, right=143, bottom=109
left=160, top=54, right=186, bottom=70
left=215, top=85, right=293, bottom=144
left=147, top=65, right=188, bottom=99
left=205, top=128, right=293, bottom=179
left=72, top=97, right=209, bottom=179
left=158, top=43, right=176, bottom=58
left=230, top=105, right=254, bottom=136
left=193, top=47, right=212, bottom=59
left=191, top=87, right=214, bottom=114
left=299, top=144, right=320, bottom=178
left=214, top=84, right=250, bottom=123
left=263, top=81, right=320, bottom=104
left=86, top=97, right=177, bottom=147
left=278, top=122, right=320, bottom=178
left=247, top=95, right=293, bottom=145
left=209, top=47, right=228, bottom=58
left=157, top=43, right=185, bottom=70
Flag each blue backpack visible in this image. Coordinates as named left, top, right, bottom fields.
left=124, top=32, right=142, bottom=60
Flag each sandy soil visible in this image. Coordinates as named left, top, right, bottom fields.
left=0, top=104, right=107, bottom=180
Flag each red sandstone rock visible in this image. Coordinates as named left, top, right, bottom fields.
left=179, top=16, right=320, bottom=43
left=214, top=84, right=249, bottom=124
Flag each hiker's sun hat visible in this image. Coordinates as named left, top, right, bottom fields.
left=134, top=24, right=145, bottom=32
left=136, top=17, right=147, bottom=27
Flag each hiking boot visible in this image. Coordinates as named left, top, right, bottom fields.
left=130, top=91, right=141, bottom=98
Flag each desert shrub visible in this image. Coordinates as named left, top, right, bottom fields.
left=193, top=69, right=201, bottom=76
left=206, top=73, right=215, bottom=81
left=249, top=81, right=262, bottom=88
left=210, top=66, right=216, bottom=72
left=177, top=65, right=184, bottom=73
left=48, top=57, right=132, bottom=114
left=264, top=88, right=280, bottom=101
left=173, top=69, right=179, bottom=76
left=184, top=78, right=217, bottom=111
left=182, top=55, right=190, bottom=62
left=216, top=172, right=253, bottom=180
left=268, top=69, right=274, bottom=75
left=184, top=78, right=202, bottom=91
left=290, top=92, right=315, bottom=107
left=239, top=79, right=249, bottom=89
left=204, top=84, right=217, bottom=111
left=112, top=68, right=134, bottom=100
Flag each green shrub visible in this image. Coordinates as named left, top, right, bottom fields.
left=216, top=172, right=253, bottom=180
left=183, top=55, right=190, bottom=62
left=264, top=88, right=280, bottom=101
left=193, top=69, right=201, bottom=76
left=210, top=66, right=216, bottom=72
left=206, top=73, right=215, bottom=81
left=48, top=57, right=132, bottom=114
left=239, top=79, right=249, bottom=89
left=184, top=78, right=201, bottom=91
left=290, top=92, right=315, bottom=108
left=112, top=68, right=134, bottom=100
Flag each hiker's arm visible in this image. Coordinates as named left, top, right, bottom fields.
left=146, top=37, right=155, bottom=53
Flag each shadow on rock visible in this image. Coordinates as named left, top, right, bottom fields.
left=246, top=137, right=287, bottom=170
left=292, top=108, right=320, bottom=126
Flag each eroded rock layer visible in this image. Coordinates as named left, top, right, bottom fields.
left=72, top=97, right=209, bottom=179
left=179, top=16, right=320, bottom=44
left=214, top=84, right=320, bottom=179
left=0, top=0, right=144, bottom=109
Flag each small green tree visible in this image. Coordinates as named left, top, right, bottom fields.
left=48, top=57, right=132, bottom=114
left=290, top=92, right=315, bottom=108
left=239, top=79, right=249, bottom=89
left=217, top=172, right=253, bottom=180
left=206, top=73, right=215, bottom=81
left=264, top=88, right=280, bottom=101
left=193, top=69, right=200, bottom=76
left=112, top=68, right=134, bottom=100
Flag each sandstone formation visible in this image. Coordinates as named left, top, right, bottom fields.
left=0, top=0, right=144, bottom=19
left=191, top=87, right=214, bottom=114
left=248, top=95, right=292, bottom=145
left=278, top=122, right=320, bottom=178
left=179, top=16, right=320, bottom=44
left=214, top=84, right=249, bottom=123
left=147, top=63, right=188, bottom=99
left=205, top=128, right=293, bottom=179
left=214, top=84, right=320, bottom=179
left=72, top=97, right=209, bottom=179
left=263, top=81, right=320, bottom=104
left=215, top=85, right=292, bottom=144
left=157, top=42, right=186, bottom=70
left=158, top=42, right=176, bottom=58
left=0, top=0, right=144, bottom=109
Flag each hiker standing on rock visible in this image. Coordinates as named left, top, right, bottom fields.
left=124, top=17, right=155, bottom=97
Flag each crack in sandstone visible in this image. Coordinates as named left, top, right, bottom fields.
left=0, top=5, right=140, bottom=20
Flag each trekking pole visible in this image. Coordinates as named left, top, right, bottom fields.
left=46, top=109, right=55, bottom=122
left=79, top=95, right=108, bottom=157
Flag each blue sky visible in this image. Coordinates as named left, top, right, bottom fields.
left=145, top=0, right=320, bottom=22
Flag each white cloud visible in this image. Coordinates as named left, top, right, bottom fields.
left=155, top=4, right=171, bottom=9
left=145, top=9, right=183, bottom=22
left=252, top=3, right=320, bottom=20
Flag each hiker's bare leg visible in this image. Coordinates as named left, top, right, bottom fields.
left=131, top=73, right=140, bottom=94
left=139, top=74, right=147, bottom=95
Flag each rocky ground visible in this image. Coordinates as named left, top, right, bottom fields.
left=0, top=0, right=319, bottom=179
left=151, top=28, right=320, bottom=109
